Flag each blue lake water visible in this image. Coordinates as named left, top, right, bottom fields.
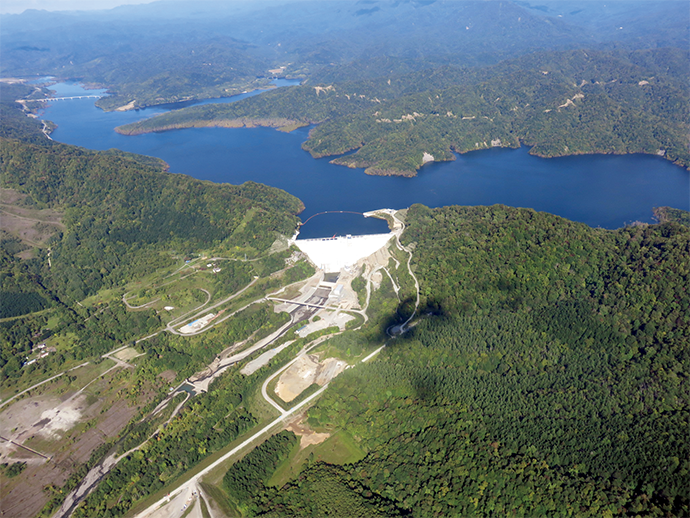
left=40, top=82, right=689, bottom=238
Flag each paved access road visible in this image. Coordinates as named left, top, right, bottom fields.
left=134, top=384, right=329, bottom=518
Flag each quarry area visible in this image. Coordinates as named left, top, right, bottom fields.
left=275, top=354, right=348, bottom=402
left=0, top=363, right=145, bottom=518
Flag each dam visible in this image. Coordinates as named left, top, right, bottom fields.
left=292, top=209, right=397, bottom=272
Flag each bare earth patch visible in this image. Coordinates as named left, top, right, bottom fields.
left=0, top=371, right=144, bottom=518
left=0, top=393, right=93, bottom=517
left=115, top=100, right=136, bottom=111
left=286, top=416, right=330, bottom=450
left=275, top=355, right=348, bottom=403
left=0, top=395, right=83, bottom=446
left=0, top=188, right=64, bottom=250
left=114, top=347, right=142, bottom=362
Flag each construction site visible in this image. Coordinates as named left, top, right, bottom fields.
left=0, top=206, right=415, bottom=518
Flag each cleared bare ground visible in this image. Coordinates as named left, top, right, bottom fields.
left=0, top=188, right=64, bottom=254
left=275, top=355, right=347, bottom=403
left=114, top=347, right=143, bottom=362
left=0, top=369, right=144, bottom=518
left=286, top=414, right=330, bottom=449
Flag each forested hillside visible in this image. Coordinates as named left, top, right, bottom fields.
left=117, top=48, right=690, bottom=175
left=0, top=82, right=51, bottom=142
left=0, top=93, right=302, bottom=384
left=655, top=206, right=690, bottom=226
left=2, top=1, right=686, bottom=110
left=0, top=140, right=302, bottom=302
left=232, top=205, right=690, bottom=516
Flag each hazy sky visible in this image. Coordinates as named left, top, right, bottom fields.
left=1, top=0, right=158, bottom=14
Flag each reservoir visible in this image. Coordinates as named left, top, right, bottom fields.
left=40, top=82, right=689, bottom=238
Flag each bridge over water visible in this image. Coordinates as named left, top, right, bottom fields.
left=32, top=95, right=103, bottom=102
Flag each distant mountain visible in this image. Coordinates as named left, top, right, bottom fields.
left=0, top=0, right=628, bottom=108
left=2, top=0, right=687, bottom=109
left=515, top=0, right=689, bottom=48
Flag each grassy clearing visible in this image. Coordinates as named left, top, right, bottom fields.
left=114, top=347, right=141, bottom=362
left=0, top=306, right=53, bottom=324
left=45, top=331, right=79, bottom=351
left=66, top=360, right=116, bottom=389
left=45, top=314, right=61, bottom=329
left=264, top=375, right=283, bottom=406
left=130, top=277, right=209, bottom=318
left=0, top=189, right=64, bottom=249
left=280, top=283, right=306, bottom=300
left=81, top=288, right=121, bottom=309
left=120, top=256, right=243, bottom=316
left=312, top=331, right=379, bottom=366
left=123, top=256, right=195, bottom=290
left=22, top=433, right=60, bottom=454
left=345, top=312, right=365, bottom=330
left=313, top=429, right=365, bottom=465
left=266, top=429, right=365, bottom=489
left=390, top=252, right=413, bottom=290
left=246, top=383, right=281, bottom=423
left=314, top=341, right=358, bottom=364
left=266, top=440, right=302, bottom=488
left=225, top=278, right=282, bottom=310
left=0, top=359, right=109, bottom=404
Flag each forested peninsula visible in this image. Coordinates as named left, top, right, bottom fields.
left=116, top=48, right=690, bottom=176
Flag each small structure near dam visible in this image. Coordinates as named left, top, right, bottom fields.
left=179, top=313, right=216, bottom=334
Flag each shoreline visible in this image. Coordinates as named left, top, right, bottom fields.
left=114, top=115, right=689, bottom=176
left=115, top=117, right=307, bottom=136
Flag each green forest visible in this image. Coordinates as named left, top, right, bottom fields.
left=210, top=205, right=689, bottom=517
left=0, top=87, right=303, bottom=384
left=116, top=48, right=690, bottom=175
